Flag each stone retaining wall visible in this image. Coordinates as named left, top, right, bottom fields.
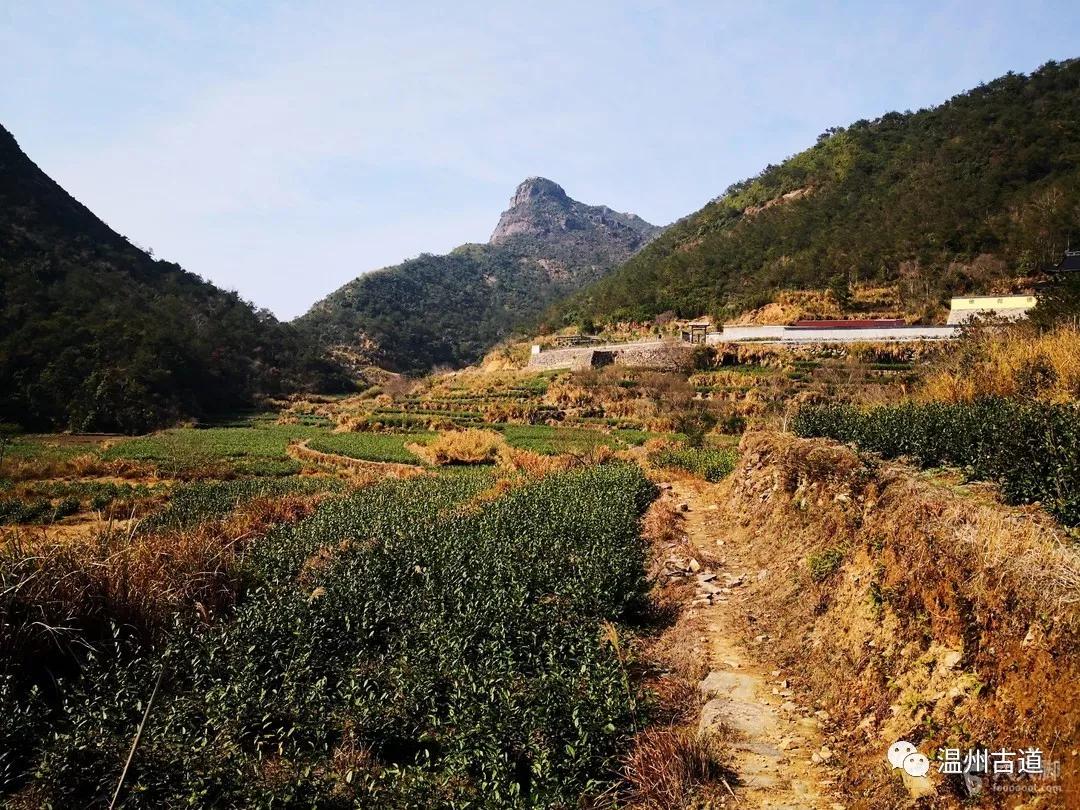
left=527, top=340, right=694, bottom=371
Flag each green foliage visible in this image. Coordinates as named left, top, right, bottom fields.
left=828, top=273, right=852, bottom=309
left=558, top=60, right=1080, bottom=325
left=671, top=407, right=718, bottom=447
left=2, top=464, right=657, bottom=806
left=297, top=246, right=599, bottom=374
left=1029, top=273, right=1080, bottom=329
left=296, top=181, right=659, bottom=374
left=0, top=489, right=87, bottom=524
left=648, top=445, right=738, bottom=482
left=307, top=431, right=433, bottom=464
left=0, top=497, right=52, bottom=524
left=792, top=399, right=1080, bottom=526
left=808, top=548, right=845, bottom=583
left=139, top=477, right=342, bottom=533
left=0, top=125, right=351, bottom=434
left=104, top=423, right=323, bottom=477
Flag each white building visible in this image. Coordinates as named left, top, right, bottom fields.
left=946, top=295, right=1036, bottom=325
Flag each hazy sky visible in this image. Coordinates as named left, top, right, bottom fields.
left=3, top=2, right=1079, bottom=318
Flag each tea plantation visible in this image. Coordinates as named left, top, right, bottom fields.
left=1, top=463, right=657, bottom=807
left=647, top=444, right=739, bottom=482
left=793, top=399, right=1080, bottom=527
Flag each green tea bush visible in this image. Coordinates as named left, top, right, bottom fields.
left=307, top=431, right=432, bottom=464
left=104, top=424, right=323, bottom=477
left=3, top=464, right=657, bottom=807
left=649, top=445, right=739, bottom=482
left=792, top=399, right=1080, bottom=526
left=0, top=494, right=81, bottom=524
left=0, top=497, right=51, bottom=524
left=139, top=476, right=343, bottom=533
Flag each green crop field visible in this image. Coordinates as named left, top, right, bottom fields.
left=1, top=434, right=108, bottom=464
left=648, top=444, right=739, bottom=482
left=1, top=463, right=657, bottom=807
left=306, top=431, right=434, bottom=464
left=102, top=423, right=324, bottom=476
left=139, top=476, right=345, bottom=532
left=793, top=399, right=1080, bottom=526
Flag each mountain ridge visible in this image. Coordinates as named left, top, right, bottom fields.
left=490, top=176, right=660, bottom=250
left=0, top=123, right=346, bottom=432
left=554, top=59, right=1080, bottom=328
left=295, top=177, right=660, bottom=372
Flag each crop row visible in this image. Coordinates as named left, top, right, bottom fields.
left=648, top=445, right=739, bottom=482
left=2, top=464, right=657, bottom=806
left=0, top=480, right=162, bottom=524
left=306, top=431, right=432, bottom=465
left=138, top=476, right=344, bottom=533
left=792, top=399, right=1080, bottom=526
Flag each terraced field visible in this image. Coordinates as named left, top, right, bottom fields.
left=1, top=453, right=660, bottom=806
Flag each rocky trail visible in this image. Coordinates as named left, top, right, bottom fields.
left=658, top=475, right=844, bottom=809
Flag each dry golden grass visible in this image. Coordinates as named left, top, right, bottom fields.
left=712, top=431, right=1080, bottom=800
left=481, top=400, right=544, bottom=423
left=621, top=727, right=732, bottom=810
left=478, top=340, right=532, bottom=371
left=287, top=440, right=423, bottom=483
left=731, top=289, right=842, bottom=325
left=0, top=493, right=324, bottom=661
left=640, top=491, right=682, bottom=548
left=4, top=453, right=157, bottom=483
left=496, top=445, right=572, bottom=477
left=408, top=429, right=506, bottom=465
left=920, top=323, right=1080, bottom=403
left=543, top=369, right=698, bottom=429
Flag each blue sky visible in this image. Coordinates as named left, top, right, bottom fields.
left=3, top=2, right=1079, bottom=318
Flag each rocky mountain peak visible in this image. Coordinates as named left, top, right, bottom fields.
left=300, top=175, right=663, bottom=373
left=508, top=176, right=570, bottom=208
left=490, top=177, right=661, bottom=249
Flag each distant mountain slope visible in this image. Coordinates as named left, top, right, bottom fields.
left=555, top=59, right=1080, bottom=327
left=0, top=124, right=345, bottom=433
left=296, top=177, right=660, bottom=372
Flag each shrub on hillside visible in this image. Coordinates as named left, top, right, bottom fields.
left=409, top=428, right=506, bottom=465
left=792, top=399, right=1080, bottom=526
left=648, top=444, right=738, bottom=482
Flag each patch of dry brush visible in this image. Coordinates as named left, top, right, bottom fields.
left=3, top=453, right=157, bottom=483
left=611, top=493, right=735, bottom=809
left=0, top=493, right=323, bottom=667
left=714, top=431, right=1080, bottom=803
left=407, top=429, right=506, bottom=465
left=920, top=322, right=1080, bottom=404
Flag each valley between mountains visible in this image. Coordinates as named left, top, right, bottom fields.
left=1, top=58, right=1079, bottom=809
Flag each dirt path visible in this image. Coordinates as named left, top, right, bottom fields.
left=660, top=475, right=843, bottom=809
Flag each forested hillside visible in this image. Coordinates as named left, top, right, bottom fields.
left=296, top=178, right=659, bottom=373
left=555, top=59, right=1080, bottom=326
left=0, top=125, right=347, bottom=433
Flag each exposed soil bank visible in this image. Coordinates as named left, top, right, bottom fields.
left=672, top=432, right=1079, bottom=807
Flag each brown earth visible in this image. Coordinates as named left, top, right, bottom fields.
left=645, top=432, right=1079, bottom=808
left=643, top=474, right=844, bottom=809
